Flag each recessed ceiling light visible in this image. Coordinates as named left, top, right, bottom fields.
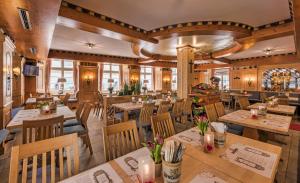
left=263, top=48, right=273, bottom=55
left=86, top=43, right=95, bottom=49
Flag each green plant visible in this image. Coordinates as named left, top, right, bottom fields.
left=196, top=116, right=209, bottom=136
left=142, top=135, right=164, bottom=164
left=37, top=101, right=49, bottom=109
left=124, top=82, right=129, bottom=95
left=134, top=82, right=141, bottom=95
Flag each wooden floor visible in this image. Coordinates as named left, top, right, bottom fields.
left=0, top=108, right=299, bottom=183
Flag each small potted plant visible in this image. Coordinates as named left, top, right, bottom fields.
left=143, top=135, right=164, bottom=177
left=196, top=116, right=209, bottom=144
left=37, top=101, right=50, bottom=115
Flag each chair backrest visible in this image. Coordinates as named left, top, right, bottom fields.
left=80, top=103, right=92, bottom=128
left=260, top=92, right=267, bottom=103
left=9, top=134, right=79, bottom=183
left=151, top=112, right=175, bottom=138
left=102, top=121, right=140, bottom=162
left=238, top=96, right=250, bottom=110
left=76, top=102, right=85, bottom=120
left=36, top=97, right=53, bottom=103
left=139, top=103, right=155, bottom=126
left=157, top=100, right=171, bottom=114
left=172, top=99, right=184, bottom=116
left=23, top=115, right=64, bottom=144
left=183, top=98, right=193, bottom=115
left=278, top=97, right=289, bottom=105
left=204, top=104, right=218, bottom=122
left=214, top=102, right=225, bottom=117
left=63, top=93, right=71, bottom=106
left=220, top=92, right=230, bottom=100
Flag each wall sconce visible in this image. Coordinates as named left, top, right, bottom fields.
left=84, top=74, right=93, bottom=85
left=246, top=78, right=253, bottom=87
left=130, top=75, right=138, bottom=83
left=13, top=67, right=21, bottom=79
left=163, top=77, right=171, bottom=84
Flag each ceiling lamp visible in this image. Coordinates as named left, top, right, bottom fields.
left=263, top=48, right=273, bottom=55
left=86, top=43, right=95, bottom=49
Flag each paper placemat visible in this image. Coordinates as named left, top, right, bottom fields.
left=220, top=143, right=277, bottom=178
left=189, top=172, right=227, bottom=183
left=60, top=163, right=123, bottom=183
left=115, top=147, right=150, bottom=178
left=173, top=128, right=202, bottom=146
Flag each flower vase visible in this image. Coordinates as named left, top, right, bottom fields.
left=155, top=163, right=162, bottom=177
left=199, top=134, right=204, bottom=145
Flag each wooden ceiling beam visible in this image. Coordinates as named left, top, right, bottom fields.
left=0, top=0, right=62, bottom=60
left=237, top=22, right=294, bottom=50
left=293, top=0, right=300, bottom=58
left=48, top=49, right=176, bottom=68
left=58, top=4, right=158, bottom=44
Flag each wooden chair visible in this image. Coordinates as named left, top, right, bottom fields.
left=171, top=99, right=184, bottom=122
left=260, top=92, right=267, bottom=103
left=95, top=92, right=104, bottom=118
left=237, top=96, right=250, bottom=110
left=9, top=134, right=79, bottom=183
left=64, top=103, right=93, bottom=154
left=138, top=103, right=155, bottom=141
left=204, top=104, right=218, bottom=122
left=182, top=98, right=193, bottom=123
left=63, top=93, right=71, bottom=106
left=102, top=121, right=140, bottom=162
left=278, top=96, right=289, bottom=105
left=23, top=115, right=64, bottom=144
left=157, top=100, right=171, bottom=114
left=151, top=112, right=175, bottom=138
left=214, top=102, right=226, bottom=117
left=220, top=92, right=231, bottom=109
left=36, top=97, right=54, bottom=103
left=63, top=102, right=85, bottom=127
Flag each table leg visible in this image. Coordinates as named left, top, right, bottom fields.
left=123, top=111, right=129, bottom=122
left=242, top=127, right=259, bottom=140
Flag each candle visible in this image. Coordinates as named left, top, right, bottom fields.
left=138, top=157, right=155, bottom=183
left=250, top=109, right=258, bottom=119
left=204, top=133, right=214, bottom=153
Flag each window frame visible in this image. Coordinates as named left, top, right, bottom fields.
left=214, top=68, right=230, bottom=90
left=50, top=59, right=74, bottom=92
left=140, top=66, right=153, bottom=90
left=171, top=68, right=177, bottom=91
left=101, top=63, right=121, bottom=91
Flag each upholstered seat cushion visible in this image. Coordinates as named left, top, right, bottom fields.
left=0, top=129, right=9, bottom=144
left=63, top=119, right=81, bottom=127
left=63, top=125, right=87, bottom=135
left=227, top=124, right=244, bottom=135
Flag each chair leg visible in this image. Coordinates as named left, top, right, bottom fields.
left=85, top=134, right=93, bottom=155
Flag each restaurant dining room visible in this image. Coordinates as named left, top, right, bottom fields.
left=0, top=0, right=300, bottom=182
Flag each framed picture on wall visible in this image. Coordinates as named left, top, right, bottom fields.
left=6, top=52, right=11, bottom=97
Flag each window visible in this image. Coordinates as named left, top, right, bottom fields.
left=214, top=69, right=230, bottom=90
left=140, top=66, right=153, bottom=90
left=50, top=59, right=74, bottom=91
left=171, top=68, right=177, bottom=91
left=102, top=64, right=120, bottom=91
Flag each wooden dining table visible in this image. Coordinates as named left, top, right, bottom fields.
left=112, top=99, right=175, bottom=121
left=60, top=128, right=281, bottom=183
left=218, top=110, right=292, bottom=140
left=247, top=103, right=296, bottom=116
left=7, top=106, right=76, bottom=129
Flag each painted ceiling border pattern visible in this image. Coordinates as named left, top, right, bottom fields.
left=230, top=52, right=296, bottom=61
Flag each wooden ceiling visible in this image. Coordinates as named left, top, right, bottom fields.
left=0, top=0, right=299, bottom=68
left=0, top=0, right=62, bottom=60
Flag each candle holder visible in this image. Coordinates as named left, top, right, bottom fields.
left=138, top=156, right=155, bottom=183
left=203, top=133, right=214, bottom=153
left=250, top=109, right=258, bottom=119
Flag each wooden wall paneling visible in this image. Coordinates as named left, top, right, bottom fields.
left=79, top=65, right=98, bottom=101
left=230, top=69, right=243, bottom=90
left=24, top=76, right=37, bottom=100
left=161, top=68, right=172, bottom=93
left=243, top=68, right=258, bottom=91
left=128, top=65, right=140, bottom=86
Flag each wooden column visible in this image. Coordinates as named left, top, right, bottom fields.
left=12, top=53, right=24, bottom=107
left=177, top=46, right=194, bottom=99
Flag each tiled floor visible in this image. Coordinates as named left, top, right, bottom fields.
left=0, top=109, right=299, bottom=183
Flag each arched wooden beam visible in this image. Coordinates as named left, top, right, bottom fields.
left=58, top=2, right=158, bottom=44
left=212, top=41, right=242, bottom=58
left=147, top=23, right=252, bottom=40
